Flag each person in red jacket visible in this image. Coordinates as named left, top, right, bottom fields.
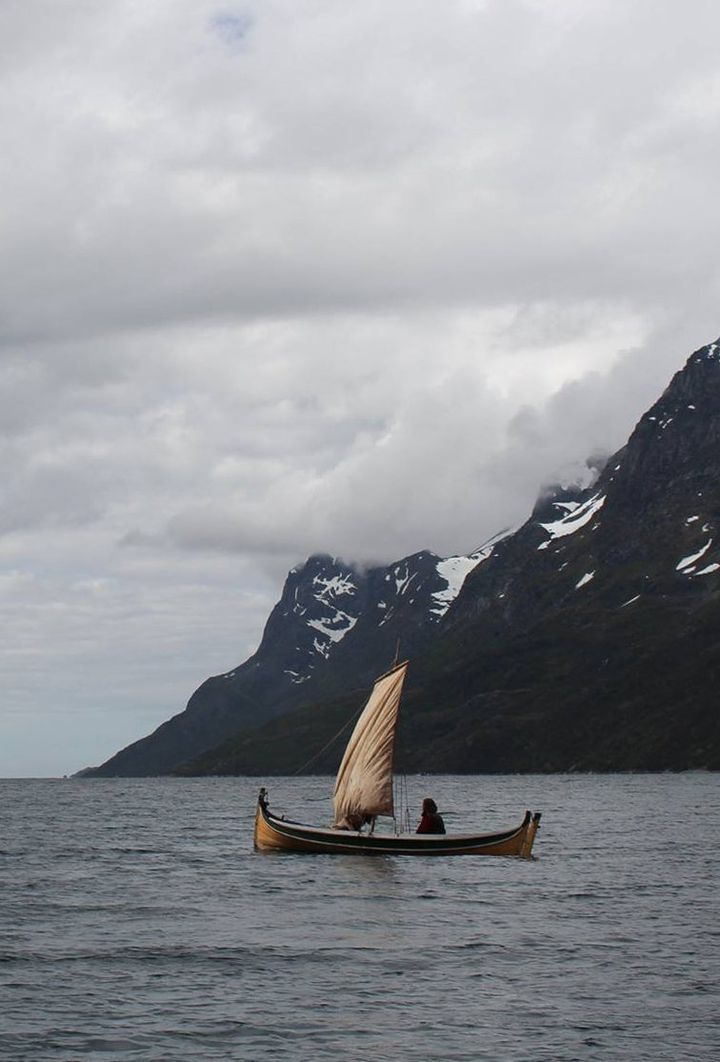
left=416, top=797, right=446, bottom=834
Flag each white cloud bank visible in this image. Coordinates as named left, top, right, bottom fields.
left=2, top=0, right=720, bottom=773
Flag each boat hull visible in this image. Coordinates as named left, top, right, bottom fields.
left=254, top=796, right=541, bottom=857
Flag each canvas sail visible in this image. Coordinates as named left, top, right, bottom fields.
left=333, top=660, right=408, bottom=827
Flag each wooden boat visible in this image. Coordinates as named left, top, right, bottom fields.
left=253, top=660, right=541, bottom=857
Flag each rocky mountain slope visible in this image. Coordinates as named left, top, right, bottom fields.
left=85, top=546, right=486, bottom=775
left=86, top=338, right=720, bottom=776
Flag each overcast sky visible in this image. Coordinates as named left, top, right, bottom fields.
left=3, top=0, right=720, bottom=776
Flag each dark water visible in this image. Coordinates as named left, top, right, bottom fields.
left=1, top=774, right=719, bottom=1061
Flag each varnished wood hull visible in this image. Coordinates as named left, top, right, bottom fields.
left=253, top=795, right=541, bottom=857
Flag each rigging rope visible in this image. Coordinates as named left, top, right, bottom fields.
left=393, top=772, right=412, bottom=834
left=291, top=700, right=366, bottom=777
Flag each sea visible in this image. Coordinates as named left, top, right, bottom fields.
left=1, top=773, right=718, bottom=1061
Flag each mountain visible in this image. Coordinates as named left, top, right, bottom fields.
left=417, top=339, right=720, bottom=770
left=84, top=547, right=486, bottom=776
left=85, top=337, right=720, bottom=777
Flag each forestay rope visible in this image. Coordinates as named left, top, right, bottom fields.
left=291, top=702, right=366, bottom=777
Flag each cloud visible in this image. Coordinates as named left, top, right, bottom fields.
left=3, top=0, right=720, bottom=773
left=3, top=0, right=720, bottom=342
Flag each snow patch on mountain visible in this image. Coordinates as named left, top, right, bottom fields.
left=312, top=573, right=357, bottom=602
left=284, top=668, right=311, bottom=684
left=432, top=555, right=479, bottom=616
left=392, top=563, right=417, bottom=596
left=676, top=539, right=712, bottom=573
left=307, top=612, right=358, bottom=645
left=537, top=493, right=606, bottom=549
left=431, top=531, right=512, bottom=618
left=290, top=585, right=307, bottom=616
left=694, top=563, right=720, bottom=576
left=575, top=571, right=595, bottom=589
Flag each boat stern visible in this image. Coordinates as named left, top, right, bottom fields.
left=519, top=810, right=542, bottom=858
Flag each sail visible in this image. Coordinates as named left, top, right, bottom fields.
left=333, top=661, right=408, bottom=827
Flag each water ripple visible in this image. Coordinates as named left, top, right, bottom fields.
left=1, top=774, right=719, bottom=1061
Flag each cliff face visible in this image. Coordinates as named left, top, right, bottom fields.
left=87, top=338, right=720, bottom=777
